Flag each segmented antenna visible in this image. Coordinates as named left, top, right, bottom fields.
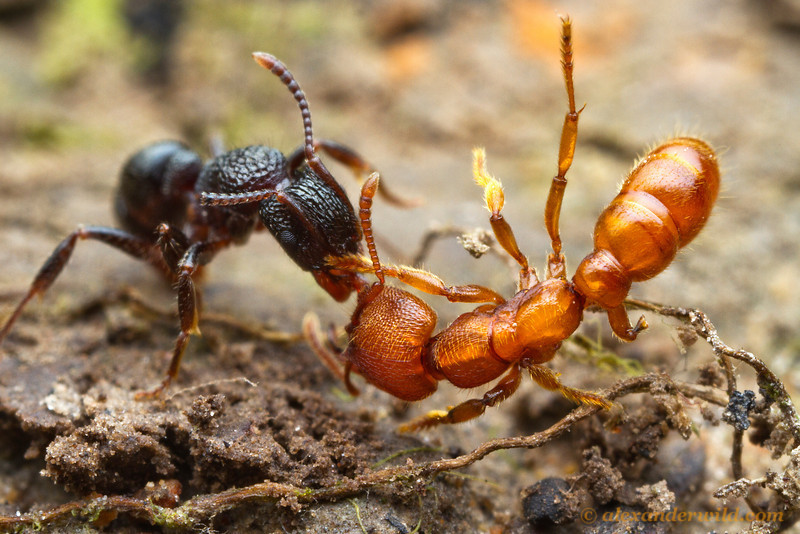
left=200, top=189, right=275, bottom=206
left=252, top=52, right=348, bottom=198
left=359, top=172, right=385, bottom=285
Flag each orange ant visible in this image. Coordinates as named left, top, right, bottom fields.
left=306, top=17, right=720, bottom=431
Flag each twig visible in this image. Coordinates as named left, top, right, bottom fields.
left=0, top=373, right=721, bottom=530
left=627, top=298, right=798, bottom=518
left=410, top=223, right=512, bottom=269
left=2, top=301, right=795, bottom=531
left=626, top=299, right=800, bottom=445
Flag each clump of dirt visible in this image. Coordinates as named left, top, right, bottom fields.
left=512, top=394, right=706, bottom=533
left=42, top=381, right=381, bottom=497
left=185, top=384, right=380, bottom=491
left=0, top=301, right=511, bottom=531
left=0, top=305, right=388, bottom=506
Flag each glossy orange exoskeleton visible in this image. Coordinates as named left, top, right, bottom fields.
left=307, top=18, right=720, bottom=431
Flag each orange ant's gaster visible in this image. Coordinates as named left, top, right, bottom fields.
left=305, top=17, right=720, bottom=431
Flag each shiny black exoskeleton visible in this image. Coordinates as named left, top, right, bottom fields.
left=196, top=142, right=367, bottom=301
left=115, top=140, right=200, bottom=239
left=256, top=151, right=364, bottom=301
left=0, top=52, right=385, bottom=397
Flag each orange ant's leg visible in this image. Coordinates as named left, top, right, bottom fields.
left=472, top=148, right=536, bottom=289
left=329, top=254, right=506, bottom=305
left=0, top=226, right=165, bottom=344
left=526, top=363, right=611, bottom=409
left=606, top=304, right=648, bottom=342
left=384, top=263, right=506, bottom=304
left=302, top=313, right=360, bottom=396
left=399, top=364, right=523, bottom=432
left=544, top=16, right=582, bottom=280
left=135, top=236, right=230, bottom=399
left=336, top=170, right=505, bottom=304
left=343, top=360, right=359, bottom=397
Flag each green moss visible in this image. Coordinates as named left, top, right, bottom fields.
left=568, top=333, right=644, bottom=375
left=37, top=0, right=132, bottom=86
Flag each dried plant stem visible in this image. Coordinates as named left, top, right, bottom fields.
left=626, top=299, right=800, bottom=444
left=0, top=373, right=724, bottom=530
left=627, top=298, right=799, bottom=518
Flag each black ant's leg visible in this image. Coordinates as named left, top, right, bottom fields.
left=156, top=223, right=191, bottom=273
left=287, top=140, right=373, bottom=176
left=287, top=140, right=420, bottom=208
left=472, top=148, right=537, bottom=290
left=135, top=238, right=231, bottom=399
left=0, top=226, right=165, bottom=343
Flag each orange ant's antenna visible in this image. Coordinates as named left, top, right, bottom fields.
left=358, top=172, right=385, bottom=285
left=473, top=147, right=536, bottom=289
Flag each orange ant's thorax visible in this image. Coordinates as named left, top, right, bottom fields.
left=303, top=19, right=720, bottom=431
left=491, top=278, right=584, bottom=364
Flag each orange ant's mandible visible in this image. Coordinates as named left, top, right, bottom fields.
left=306, top=17, right=721, bottom=431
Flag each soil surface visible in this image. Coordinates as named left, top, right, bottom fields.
left=1, top=0, right=800, bottom=532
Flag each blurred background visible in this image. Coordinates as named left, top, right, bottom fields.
left=3, top=0, right=799, bottom=353
left=1, top=0, right=800, bottom=526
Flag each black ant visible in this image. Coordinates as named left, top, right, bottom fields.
left=0, top=52, right=404, bottom=398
